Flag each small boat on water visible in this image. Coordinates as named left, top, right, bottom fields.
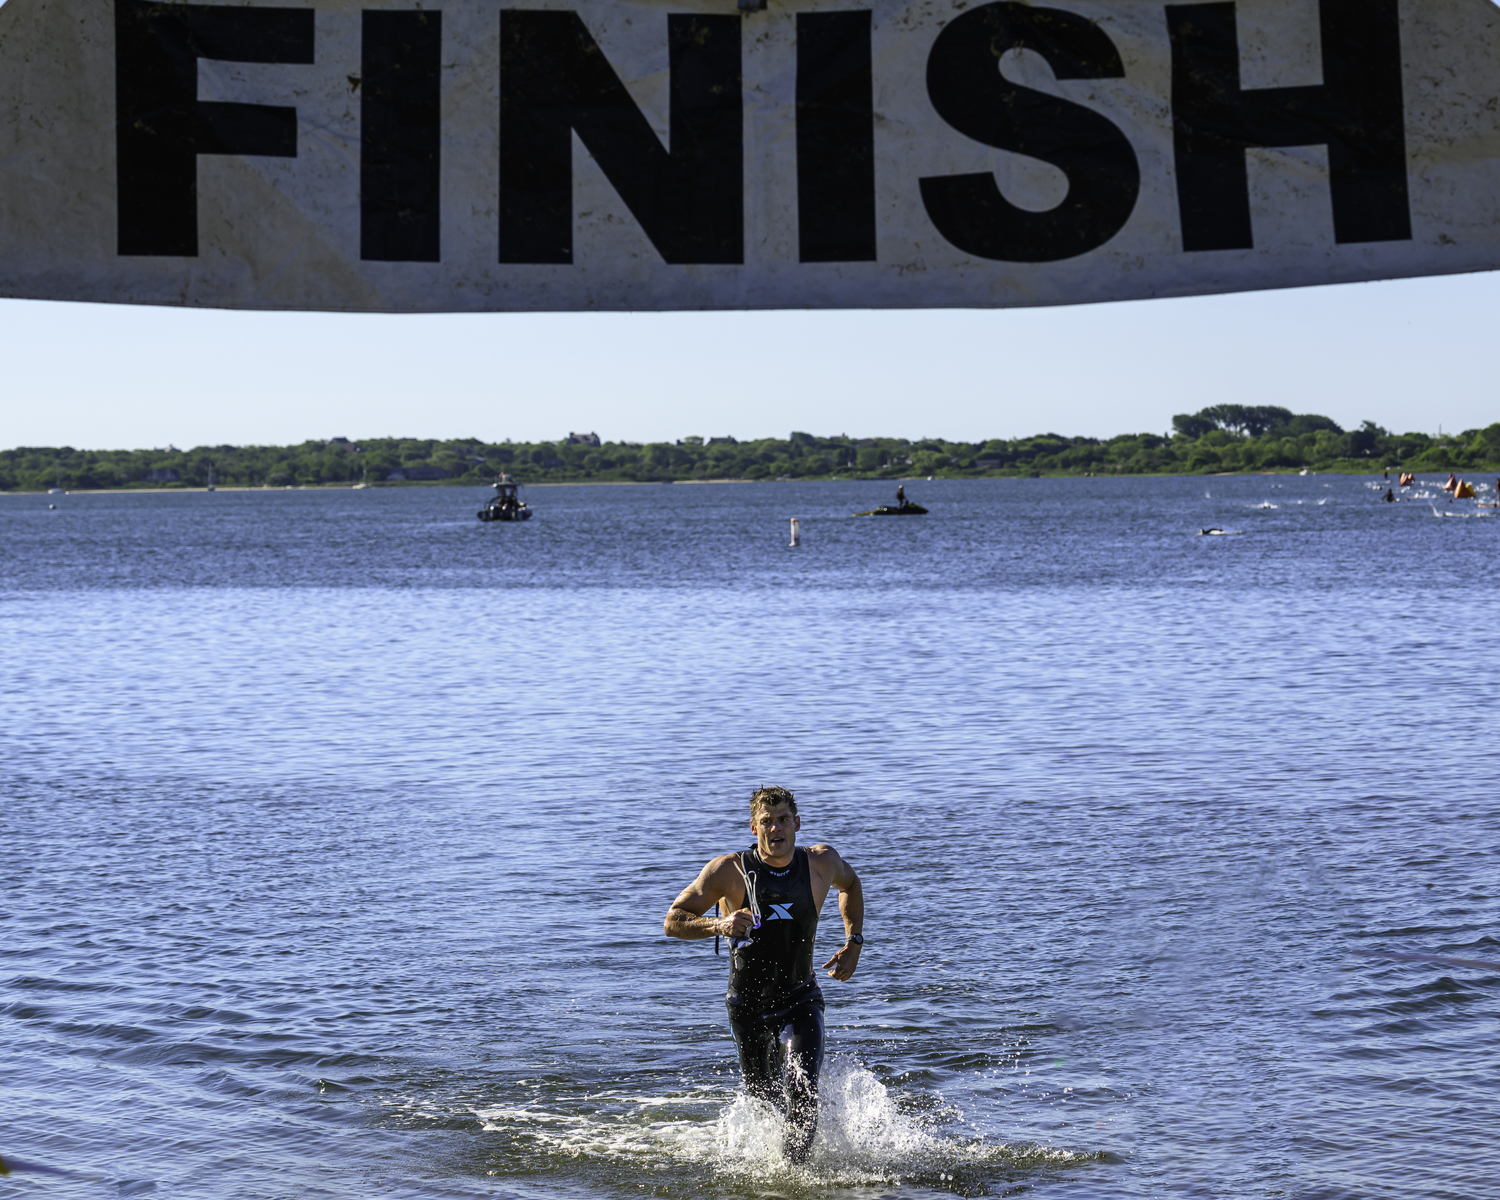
left=858, top=485, right=926, bottom=516
left=855, top=503, right=928, bottom=516
left=477, top=475, right=533, bottom=522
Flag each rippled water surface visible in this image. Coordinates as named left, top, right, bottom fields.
left=3, top=476, right=1498, bottom=1200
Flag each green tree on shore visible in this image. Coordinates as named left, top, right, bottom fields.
left=2, top=415, right=1497, bottom=491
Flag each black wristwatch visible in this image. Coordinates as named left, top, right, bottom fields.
left=845, top=934, right=864, bottom=946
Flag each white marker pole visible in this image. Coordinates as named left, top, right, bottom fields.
left=789, top=518, right=801, bottom=546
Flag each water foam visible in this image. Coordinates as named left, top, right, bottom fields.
left=1427, top=504, right=1491, bottom=519
left=476, top=1055, right=1089, bottom=1188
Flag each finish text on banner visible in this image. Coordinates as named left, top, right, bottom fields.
left=0, top=0, right=1498, bottom=310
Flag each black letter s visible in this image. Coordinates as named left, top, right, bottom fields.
left=920, top=3, right=1139, bottom=262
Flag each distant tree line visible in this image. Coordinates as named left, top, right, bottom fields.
left=3, top=416, right=1498, bottom=491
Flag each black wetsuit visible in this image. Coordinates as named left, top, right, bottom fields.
left=725, top=846, right=826, bottom=1162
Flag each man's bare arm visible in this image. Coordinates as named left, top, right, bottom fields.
left=663, top=902, right=725, bottom=941
left=817, top=850, right=864, bottom=981
left=664, top=856, right=754, bottom=941
left=834, top=857, right=864, bottom=941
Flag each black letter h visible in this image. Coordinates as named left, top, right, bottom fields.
left=1167, top=0, right=1410, bottom=252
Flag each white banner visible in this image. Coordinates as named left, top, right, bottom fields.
left=0, top=0, right=1498, bottom=310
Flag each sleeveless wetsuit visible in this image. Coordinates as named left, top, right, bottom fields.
left=725, top=846, right=826, bottom=1163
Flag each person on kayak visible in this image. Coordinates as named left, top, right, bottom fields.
left=663, top=786, right=865, bottom=1164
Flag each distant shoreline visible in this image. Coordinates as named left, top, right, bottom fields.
left=8, top=415, right=1492, bottom=492
left=2, top=478, right=759, bottom=495
left=0, top=468, right=1418, bottom=497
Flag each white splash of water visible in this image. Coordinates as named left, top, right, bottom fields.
left=706, top=1054, right=947, bottom=1178
left=476, top=1055, right=1089, bottom=1187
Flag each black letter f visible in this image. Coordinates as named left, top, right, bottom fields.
left=116, top=0, right=314, bottom=257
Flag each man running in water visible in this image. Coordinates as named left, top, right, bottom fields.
left=664, top=786, right=864, bottom=1163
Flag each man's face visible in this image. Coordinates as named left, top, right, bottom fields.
left=751, top=802, right=800, bottom=861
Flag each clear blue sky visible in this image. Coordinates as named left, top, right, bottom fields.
left=4, top=268, right=1496, bottom=450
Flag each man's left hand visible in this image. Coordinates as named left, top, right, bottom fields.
left=822, top=942, right=861, bottom=981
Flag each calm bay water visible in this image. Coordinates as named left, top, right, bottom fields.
left=2, top=475, right=1498, bottom=1200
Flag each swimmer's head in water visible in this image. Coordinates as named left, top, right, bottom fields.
left=750, top=787, right=800, bottom=861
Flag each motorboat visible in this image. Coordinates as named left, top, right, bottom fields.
left=477, top=475, right=533, bottom=522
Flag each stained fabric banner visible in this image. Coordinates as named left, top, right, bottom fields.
left=0, top=0, right=1499, bottom=311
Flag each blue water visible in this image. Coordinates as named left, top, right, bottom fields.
left=3, top=475, right=1498, bottom=1200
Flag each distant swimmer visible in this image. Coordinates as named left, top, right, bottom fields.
left=1198, top=527, right=1225, bottom=535
left=664, top=786, right=864, bottom=1164
left=1382, top=489, right=1395, bottom=503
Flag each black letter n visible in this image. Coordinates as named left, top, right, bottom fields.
left=1167, top=0, right=1410, bottom=252
left=500, top=11, right=742, bottom=265
left=116, top=0, right=314, bottom=257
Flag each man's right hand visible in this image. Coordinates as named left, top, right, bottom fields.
left=664, top=854, right=755, bottom=941
left=720, top=909, right=756, bottom=939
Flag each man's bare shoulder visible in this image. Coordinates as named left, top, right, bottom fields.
left=807, top=843, right=861, bottom=886
left=694, top=852, right=750, bottom=888
left=671, top=852, right=747, bottom=912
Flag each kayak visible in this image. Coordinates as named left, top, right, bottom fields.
left=855, top=504, right=928, bottom=516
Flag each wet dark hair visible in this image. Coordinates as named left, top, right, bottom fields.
left=750, top=785, right=798, bottom=815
